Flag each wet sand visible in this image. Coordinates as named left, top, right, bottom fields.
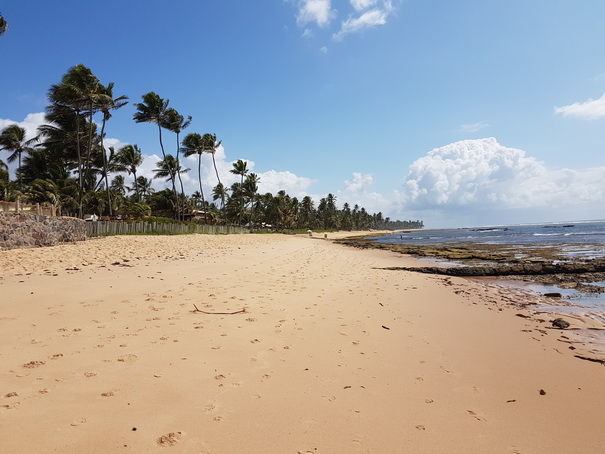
left=1, top=233, right=605, bottom=453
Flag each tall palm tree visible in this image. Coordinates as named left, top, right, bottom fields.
left=0, top=12, right=8, bottom=36
left=181, top=132, right=206, bottom=207
left=243, top=173, right=260, bottom=225
left=97, top=82, right=128, bottom=215
left=202, top=133, right=222, bottom=184
left=134, top=93, right=180, bottom=216
left=115, top=145, right=143, bottom=200
left=161, top=108, right=191, bottom=218
left=230, top=159, right=249, bottom=225
left=48, top=64, right=102, bottom=217
left=0, top=125, right=37, bottom=190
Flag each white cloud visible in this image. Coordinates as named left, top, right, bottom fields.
left=320, top=46, right=328, bottom=54
left=296, top=0, right=335, bottom=27
left=333, top=1, right=393, bottom=41
left=554, top=92, right=605, bottom=119
left=257, top=170, right=315, bottom=195
left=350, top=0, right=378, bottom=11
left=397, top=138, right=605, bottom=226
left=459, top=122, right=489, bottom=133
left=344, top=172, right=373, bottom=192
left=0, top=112, right=46, bottom=142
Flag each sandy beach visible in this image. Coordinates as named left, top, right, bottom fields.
left=1, top=233, right=605, bottom=453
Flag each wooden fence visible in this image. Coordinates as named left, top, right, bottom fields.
left=86, top=220, right=249, bottom=236
left=0, top=200, right=57, bottom=216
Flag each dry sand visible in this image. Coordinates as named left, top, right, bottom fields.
left=1, top=232, right=604, bottom=453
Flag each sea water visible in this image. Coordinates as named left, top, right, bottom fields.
left=375, top=220, right=605, bottom=311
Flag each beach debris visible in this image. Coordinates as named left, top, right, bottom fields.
left=574, top=355, right=605, bottom=366
left=381, top=325, right=390, bottom=330
left=539, top=389, right=546, bottom=395
left=156, top=431, right=182, bottom=447
left=551, top=318, right=570, bottom=329
left=544, top=292, right=562, bottom=298
left=192, top=304, right=246, bottom=315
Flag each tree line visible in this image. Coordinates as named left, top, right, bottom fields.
left=0, top=64, right=423, bottom=231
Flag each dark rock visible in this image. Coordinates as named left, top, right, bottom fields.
left=551, top=318, right=570, bottom=329
left=539, top=389, right=546, bottom=395
left=544, top=292, right=562, bottom=298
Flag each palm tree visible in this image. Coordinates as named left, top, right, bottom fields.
left=115, top=145, right=143, bottom=200
left=0, top=125, right=37, bottom=190
left=202, top=133, right=222, bottom=183
left=161, top=108, right=191, bottom=218
left=212, top=182, right=228, bottom=211
left=230, top=159, right=249, bottom=224
left=134, top=93, right=179, bottom=216
left=181, top=132, right=206, bottom=207
left=136, top=176, right=154, bottom=200
left=243, top=172, right=260, bottom=224
left=48, top=64, right=102, bottom=218
left=0, top=12, right=8, bottom=36
left=153, top=155, right=190, bottom=199
left=97, top=82, right=128, bottom=215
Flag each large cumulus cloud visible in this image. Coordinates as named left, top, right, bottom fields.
left=400, top=138, right=605, bottom=225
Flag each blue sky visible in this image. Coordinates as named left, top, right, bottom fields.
left=1, top=0, right=605, bottom=227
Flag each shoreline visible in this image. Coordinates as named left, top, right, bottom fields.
left=2, top=233, right=605, bottom=452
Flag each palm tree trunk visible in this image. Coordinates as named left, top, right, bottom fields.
left=175, top=132, right=185, bottom=220
left=198, top=154, right=205, bottom=207
left=75, top=111, right=83, bottom=219
left=99, top=117, right=113, bottom=216
left=158, top=123, right=179, bottom=219
left=133, top=170, right=139, bottom=201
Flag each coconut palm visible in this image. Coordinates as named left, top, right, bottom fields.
left=181, top=132, right=206, bottom=207
left=0, top=12, right=8, bottom=36
left=153, top=155, right=190, bottom=216
left=136, top=176, right=154, bottom=200
left=161, top=108, right=191, bottom=218
left=202, top=133, right=222, bottom=183
left=48, top=64, right=103, bottom=217
left=134, top=93, right=180, bottom=215
left=212, top=182, right=228, bottom=211
left=243, top=172, right=260, bottom=224
left=0, top=125, right=37, bottom=189
left=230, top=159, right=249, bottom=224
left=97, top=82, right=128, bottom=215
left=115, top=145, right=143, bottom=200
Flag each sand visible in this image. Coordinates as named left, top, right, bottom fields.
left=1, top=232, right=604, bottom=453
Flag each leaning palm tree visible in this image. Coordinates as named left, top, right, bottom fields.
left=230, top=159, right=249, bottom=225
left=133, top=93, right=180, bottom=216
left=181, top=132, right=206, bottom=207
left=201, top=133, right=222, bottom=184
left=0, top=12, right=8, bottom=36
left=97, top=82, right=127, bottom=215
left=115, top=145, right=143, bottom=201
left=0, top=125, right=37, bottom=190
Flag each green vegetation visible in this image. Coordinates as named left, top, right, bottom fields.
left=0, top=64, right=423, bottom=231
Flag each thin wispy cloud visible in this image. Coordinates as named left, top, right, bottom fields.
left=290, top=0, right=395, bottom=41
left=459, top=122, right=489, bottom=133
left=554, top=92, right=605, bottom=119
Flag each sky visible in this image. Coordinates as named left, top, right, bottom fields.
left=1, top=0, right=605, bottom=228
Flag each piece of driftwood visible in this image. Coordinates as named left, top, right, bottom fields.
left=574, top=355, right=605, bottom=365
left=192, top=304, right=246, bottom=315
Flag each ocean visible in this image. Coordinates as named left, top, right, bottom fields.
left=375, top=220, right=605, bottom=311
left=377, top=220, right=605, bottom=259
